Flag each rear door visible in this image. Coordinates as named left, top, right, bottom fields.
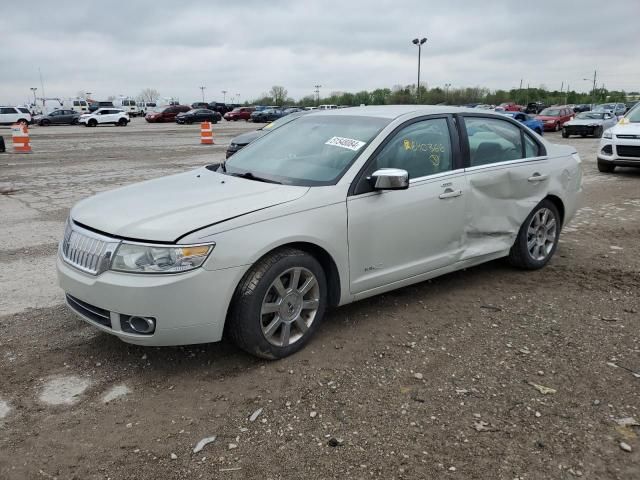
left=460, top=114, right=550, bottom=260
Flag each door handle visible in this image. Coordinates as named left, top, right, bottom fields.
left=528, top=173, right=549, bottom=182
left=439, top=188, right=463, bottom=199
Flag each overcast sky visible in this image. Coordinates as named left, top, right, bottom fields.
left=2, top=0, right=639, bottom=105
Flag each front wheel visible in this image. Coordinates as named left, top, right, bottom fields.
left=40, top=119, right=51, bottom=126
left=227, top=248, right=327, bottom=359
left=562, top=129, right=569, bottom=138
left=87, top=119, right=97, bottom=127
left=508, top=199, right=560, bottom=270
left=597, top=160, right=615, bottom=173
left=554, top=122, right=560, bottom=132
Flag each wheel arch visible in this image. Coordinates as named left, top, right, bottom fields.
left=250, top=241, right=342, bottom=308
left=544, top=194, right=565, bottom=227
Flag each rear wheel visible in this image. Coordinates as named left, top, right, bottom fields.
left=227, top=248, right=327, bottom=359
left=597, top=160, right=615, bottom=173
left=508, top=199, right=560, bottom=270
left=554, top=122, right=560, bottom=132
left=40, top=119, right=51, bottom=126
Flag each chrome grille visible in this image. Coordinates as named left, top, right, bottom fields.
left=60, top=222, right=120, bottom=275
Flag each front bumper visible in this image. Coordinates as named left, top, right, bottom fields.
left=597, top=136, right=640, bottom=166
left=57, top=256, right=245, bottom=346
left=564, top=125, right=599, bottom=136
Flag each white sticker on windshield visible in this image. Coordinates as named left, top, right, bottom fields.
left=325, top=136, right=366, bottom=151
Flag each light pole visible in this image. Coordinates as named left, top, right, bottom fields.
left=314, top=84, right=322, bottom=106
left=30, top=87, right=37, bottom=107
left=412, top=37, right=427, bottom=103
left=444, top=83, right=451, bottom=103
left=199, top=86, right=206, bottom=103
left=221, top=90, right=227, bottom=103
left=583, top=70, right=597, bottom=106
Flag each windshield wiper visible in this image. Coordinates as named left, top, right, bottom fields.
left=228, top=171, right=282, bottom=184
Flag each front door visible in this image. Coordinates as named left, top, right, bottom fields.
left=347, top=116, right=467, bottom=294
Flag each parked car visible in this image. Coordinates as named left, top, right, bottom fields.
left=36, top=109, right=80, bottom=126
left=250, top=108, right=285, bottom=123
left=597, top=105, right=640, bottom=172
left=225, top=111, right=308, bottom=158
left=624, top=101, right=638, bottom=112
left=207, top=102, right=233, bottom=115
left=88, top=101, right=114, bottom=113
left=573, top=104, right=592, bottom=113
left=191, top=102, right=210, bottom=110
left=0, top=106, right=32, bottom=125
left=145, top=105, right=190, bottom=123
left=525, top=102, right=546, bottom=114
left=224, top=107, right=256, bottom=121
left=536, top=106, right=574, bottom=132
left=79, top=108, right=129, bottom=127
left=498, top=102, right=523, bottom=112
left=500, top=111, right=544, bottom=135
left=562, top=111, right=617, bottom=138
left=57, top=106, right=581, bottom=359
left=175, top=109, right=222, bottom=124
left=593, top=103, right=626, bottom=117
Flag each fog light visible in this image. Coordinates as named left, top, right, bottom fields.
left=601, top=145, right=613, bottom=155
left=121, top=315, right=156, bottom=335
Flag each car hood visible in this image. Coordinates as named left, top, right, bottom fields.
left=608, top=122, right=640, bottom=135
left=566, top=118, right=605, bottom=126
left=230, top=130, right=265, bottom=146
left=70, top=167, right=309, bottom=243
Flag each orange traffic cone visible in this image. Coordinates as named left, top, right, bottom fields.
left=200, top=121, right=214, bottom=145
left=12, top=123, right=32, bottom=153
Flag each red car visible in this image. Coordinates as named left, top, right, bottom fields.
left=224, top=107, right=255, bottom=121
left=536, top=106, right=575, bottom=132
left=145, top=105, right=190, bottom=123
left=498, top=102, right=523, bottom=112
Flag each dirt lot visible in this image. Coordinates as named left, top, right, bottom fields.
left=0, top=118, right=639, bottom=480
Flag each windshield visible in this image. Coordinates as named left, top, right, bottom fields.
left=576, top=112, right=604, bottom=119
left=594, top=104, right=615, bottom=111
left=539, top=108, right=560, bottom=116
left=224, top=115, right=389, bottom=186
left=626, top=106, right=640, bottom=123
left=152, top=106, right=166, bottom=112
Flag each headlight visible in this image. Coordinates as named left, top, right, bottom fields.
left=111, top=242, right=214, bottom=274
left=603, top=130, right=613, bottom=139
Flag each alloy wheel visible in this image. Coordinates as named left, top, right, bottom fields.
left=526, top=208, right=557, bottom=261
left=260, top=267, right=320, bottom=347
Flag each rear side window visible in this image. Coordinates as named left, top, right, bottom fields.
left=464, top=117, right=523, bottom=166
left=18, top=108, right=30, bottom=114
left=0, top=107, right=16, bottom=114
left=524, top=134, right=540, bottom=158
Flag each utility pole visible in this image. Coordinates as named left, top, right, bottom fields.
left=199, top=86, right=206, bottom=103
left=519, top=79, right=523, bottom=104
left=221, top=90, right=227, bottom=103
left=30, top=87, right=37, bottom=108
left=565, top=84, right=569, bottom=105
left=38, top=67, right=45, bottom=109
left=591, top=70, right=597, bottom=105
left=444, top=83, right=451, bottom=103
left=314, top=84, right=322, bottom=106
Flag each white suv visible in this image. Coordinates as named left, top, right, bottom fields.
left=79, top=108, right=129, bottom=127
left=0, top=106, right=32, bottom=125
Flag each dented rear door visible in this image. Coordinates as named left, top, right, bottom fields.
left=459, top=115, right=550, bottom=260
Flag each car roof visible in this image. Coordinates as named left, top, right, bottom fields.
left=308, top=105, right=502, bottom=120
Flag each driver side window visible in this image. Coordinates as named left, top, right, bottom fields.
left=368, top=118, right=452, bottom=180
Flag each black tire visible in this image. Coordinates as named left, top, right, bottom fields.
left=117, top=118, right=128, bottom=126
left=71, top=118, right=79, bottom=125
left=554, top=122, right=560, bottom=132
left=40, top=119, right=51, bottom=126
left=562, top=129, right=569, bottom=138
left=88, top=119, right=97, bottom=127
left=597, top=160, right=615, bottom=173
left=507, top=199, right=561, bottom=270
left=226, top=248, right=327, bottom=359
left=17, top=118, right=28, bottom=126
left=595, top=126, right=603, bottom=138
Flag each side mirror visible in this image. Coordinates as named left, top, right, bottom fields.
left=369, top=168, right=409, bottom=190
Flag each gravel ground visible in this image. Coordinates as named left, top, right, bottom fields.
left=0, top=119, right=639, bottom=479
